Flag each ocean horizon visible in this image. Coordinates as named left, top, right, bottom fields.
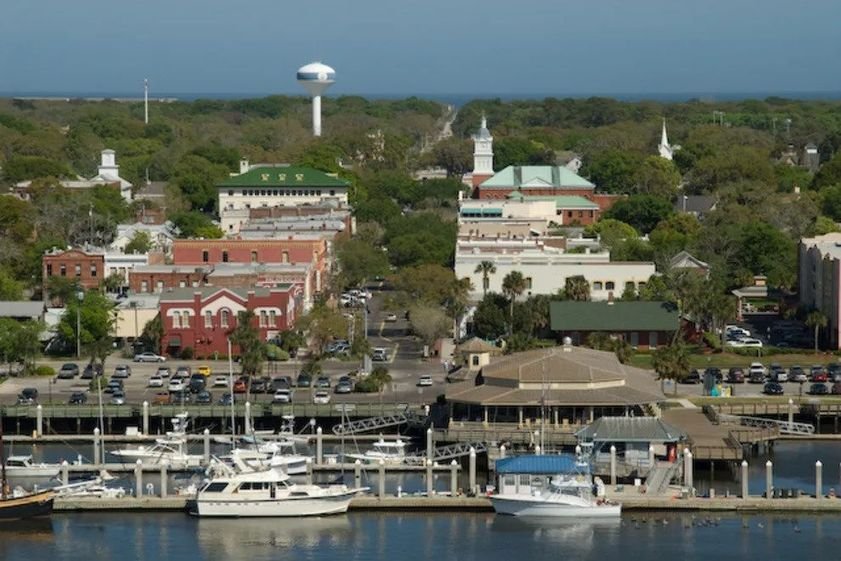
left=2, top=90, right=841, bottom=106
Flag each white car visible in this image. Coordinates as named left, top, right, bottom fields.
left=134, top=352, right=166, bottom=363
left=272, top=389, right=292, bottom=404
left=385, top=313, right=398, bottom=322
left=213, top=375, right=229, bottom=387
left=148, top=375, right=164, bottom=388
left=312, top=390, right=331, bottom=404
left=417, top=375, right=433, bottom=387
left=168, top=379, right=186, bottom=392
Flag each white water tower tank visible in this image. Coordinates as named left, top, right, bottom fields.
left=297, top=62, right=336, bottom=137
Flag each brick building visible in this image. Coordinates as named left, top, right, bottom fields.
left=43, top=248, right=105, bottom=290
left=159, top=286, right=301, bottom=358
left=128, top=265, right=210, bottom=294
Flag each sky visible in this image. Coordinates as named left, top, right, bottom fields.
left=1, top=0, right=840, bottom=97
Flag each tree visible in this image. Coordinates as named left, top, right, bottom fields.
left=0, top=318, right=43, bottom=375
left=335, top=238, right=390, bottom=288
left=57, top=290, right=116, bottom=367
left=391, top=264, right=458, bottom=306
left=812, top=152, right=841, bottom=190
left=475, top=260, right=497, bottom=296
left=652, top=342, right=690, bottom=395
left=0, top=268, right=24, bottom=300
left=603, top=194, right=675, bottom=234
left=635, top=156, right=681, bottom=198
left=355, top=365, right=392, bottom=393
left=140, top=315, right=164, bottom=354
left=584, top=219, right=638, bottom=249
left=471, top=293, right=509, bottom=340
left=297, top=303, right=349, bottom=355
left=169, top=210, right=224, bottom=239
left=494, top=137, right=555, bottom=169
left=806, top=310, right=828, bottom=353
left=501, top=270, right=527, bottom=328
left=124, top=231, right=153, bottom=254
left=408, top=304, right=451, bottom=345
left=820, top=184, right=841, bottom=221
left=582, top=149, right=643, bottom=193
left=230, top=310, right=265, bottom=376
left=564, top=276, right=591, bottom=302
left=429, top=137, right=472, bottom=177
left=2, top=156, right=72, bottom=182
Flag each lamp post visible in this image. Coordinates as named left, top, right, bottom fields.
left=75, top=290, right=85, bottom=359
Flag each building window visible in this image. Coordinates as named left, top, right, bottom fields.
left=204, top=311, right=213, bottom=328
left=74, top=264, right=81, bottom=277
left=228, top=190, right=233, bottom=196
left=141, top=280, right=148, bottom=292
left=649, top=332, right=659, bottom=346
left=578, top=211, right=583, bottom=218
left=525, top=277, right=533, bottom=290
left=472, top=355, right=480, bottom=366
left=259, top=311, right=268, bottom=327
left=630, top=332, right=639, bottom=347
left=567, top=211, right=573, bottom=218
left=593, top=281, right=603, bottom=291
left=173, top=312, right=181, bottom=329
left=90, top=264, right=98, bottom=278
left=222, top=251, right=229, bottom=263
left=47, top=264, right=53, bottom=276
left=179, top=281, right=186, bottom=288
left=202, top=250, right=209, bottom=263
left=182, top=313, right=190, bottom=328
left=281, top=251, right=289, bottom=263
left=221, top=310, right=230, bottom=328
left=269, top=310, right=277, bottom=326
left=251, top=251, right=258, bottom=263
left=605, top=281, right=615, bottom=291
left=330, top=190, right=335, bottom=196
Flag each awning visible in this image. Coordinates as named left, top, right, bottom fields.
left=167, top=336, right=182, bottom=347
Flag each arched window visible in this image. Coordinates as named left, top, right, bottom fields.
left=173, top=312, right=181, bottom=329
left=204, top=311, right=213, bottom=328
left=182, top=312, right=190, bottom=328
left=221, top=309, right=230, bottom=328
left=605, top=281, right=615, bottom=291
left=593, top=281, right=603, bottom=291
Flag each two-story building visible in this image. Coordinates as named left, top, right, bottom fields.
left=43, top=248, right=105, bottom=291
left=159, top=286, right=301, bottom=357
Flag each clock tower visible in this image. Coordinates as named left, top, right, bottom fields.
left=471, top=115, right=494, bottom=187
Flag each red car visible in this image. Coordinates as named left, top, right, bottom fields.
left=232, top=378, right=248, bottom=393
left=811, top=367, right=828, bottom=383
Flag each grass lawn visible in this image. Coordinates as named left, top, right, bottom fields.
left=628, top=351, right=840, bottom=371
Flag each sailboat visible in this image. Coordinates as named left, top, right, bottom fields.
left=0, top=412, right=54, bottom=520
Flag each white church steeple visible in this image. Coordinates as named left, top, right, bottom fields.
left=471, top=114, right=494, bottom=186
left=658, top=118, right=674, bottom=160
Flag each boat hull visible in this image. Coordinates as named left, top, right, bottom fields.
left=491, top=495, right=621, bottom=518
left=0, top=491, right=55, bottom=521
left=194, top=492, right=356, bottom=517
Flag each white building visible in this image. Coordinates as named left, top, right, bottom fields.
left=455, top=238, right=656, bottom=301
left=798, top=233, right=841, bottom=348
left=463, top=116, right=495, bottom=187
left=104, top=251, right=149, bottom=286
left=658, top=119, right=680, bottom=161
left=16, top=149, right=133, bottom=201
left=111, top=222, right=176, bottom=255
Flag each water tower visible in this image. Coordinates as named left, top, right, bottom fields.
left=297, top=62, right=335, bottom=137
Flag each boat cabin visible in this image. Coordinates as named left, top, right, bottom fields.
left=5, top=456, right=35, bottom=468
left=495, top=455, right=595, bottom=497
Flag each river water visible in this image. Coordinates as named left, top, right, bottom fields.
left=2, top=512, right=841, bottom=561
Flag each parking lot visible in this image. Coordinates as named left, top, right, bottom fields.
left=672, top=362, right=841, bottom=398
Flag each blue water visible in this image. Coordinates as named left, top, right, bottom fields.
left=2, top=512, right=840, bottom=561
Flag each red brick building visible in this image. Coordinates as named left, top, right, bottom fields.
left=128, top=265, right=210, bottom=294
left=159, top=286, right=301, bottom=358
left=43, top=248, right=105, bottom=291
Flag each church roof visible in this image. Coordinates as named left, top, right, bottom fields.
left=480, top=166, right=594, bottom=190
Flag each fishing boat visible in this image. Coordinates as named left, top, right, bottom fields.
left=344, top=438, right=408, bottom=465
left=490, top=455, right=620, bottom=518
left=0, top=414, right=54, bottom=520
left=194, top=454, right=364, bottom=517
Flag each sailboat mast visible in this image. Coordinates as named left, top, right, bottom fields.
left=0, top=410, right=7, bottom=499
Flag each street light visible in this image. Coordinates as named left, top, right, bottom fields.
left=75, top=290, right=85, bottom=359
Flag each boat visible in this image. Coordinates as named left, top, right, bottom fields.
left=194, top=454, right=365, bottom=517
left=490, top=455, right=621, bottom=518
left=109, top=412, right=204, bottom=468
left=345, top=438, right=408, bottom=465
left=231, top=439, right=310, bottom=475
left=4, top=455, right=61, bottom=485
left=0, top=414, right=54, bottom=520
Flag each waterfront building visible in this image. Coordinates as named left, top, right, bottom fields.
left=159, top=286, right=301, bottom=357
left=445, top=343, right=664, bottom=426
left=576, top=416, right=687, bottom=468
left=549, top=300, right=679, bottom=349
left=454, top=237, right=655, bottom=301
left=218, top=162, right=349, bottom=234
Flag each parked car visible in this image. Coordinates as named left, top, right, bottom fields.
left=763, top=382, right=784, bottom=395
left=148, top=375, right=164, bottom=388
left=296, top=373, right=312, bottom=388
left=19, top=388, right=38, bottom=402
left=683, top=370, right=702, bottom=384
left=250, top=378, right=268, bottom=393
left=218, top=393, right=234, bottom=406
left=58, top=363, right=79, bottom=379
left=809, top=383, right=829, bottom=396
left=748, top=363, right=766, bottom=383
left=272, top=376, right=292, bottom=391
left=156, top=366, right=171, bottom=378
left=313, top=390, right=331, bottom=404
left=213, top=375, right=229, bottom=387
left=81, top=363, right=101, bottom=379
left=705, top=367, right=723, bottom=383
left=189, top=374, right=207, bottom=393
left=417, top=374, right=434, bottom=387
left=197, top=365, right=212, bottom=377
left=384, top=313, right=398, bottom=322
left=272, top=389, right=293, bottom=403
left=134, top=352, right=166, bottom=363
left=152, top=392, right=171, bottom=405
left=195, top=390, right=213, bottom=404
left=110, top=390, right=126, bottom=405
left=770, top=366, right=788, bottom=383
left=112, top=365, right=132, bottom=378
left=175, top=366, right=191, bottom=377
left=371, top=347, right=389, bottom=362
left=170, top=390, right=191, bottom=404
left=335, top=376, right=353, bottom=394
left=233, top=378, right=248, bottom=393
left=789, top=365, right=808, bottom=383
left=105, top=380, right=123, bottom=394
left=726, top=368, right=744, bottom=384
left=168, top=379, right=186, bottom=393
left=315, top=376, right=331, bottom=389
left=811, top=365, right=828, bottom=383
left=68, top=391, right=87, bottom=405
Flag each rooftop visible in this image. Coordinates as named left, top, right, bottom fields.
left=0, top=301, right=44, bottom=318
left=219, top=166, right=349, bottom=188
left=576, top=416, right=687, bottom=443
left=504, top=193, right=599, bottom=209
left=549, top=301, right=679, bottom=332
left=496, top=454, right=585, bottom=475
left=481, top=166, right=594, bottom=190
left=159, top=285, right=294, bottom=302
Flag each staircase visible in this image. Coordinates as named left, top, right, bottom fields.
left=644, top=461, right=681, bottom=495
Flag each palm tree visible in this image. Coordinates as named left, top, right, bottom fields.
left=652, top=341, right=690, bottom=396
left=475, top=260, right=497, bottom=296
left=806, top=310, right=828, bottom=353
left=564, top=275, right=591, bottom=302
left=501, top=271, right=527, bottom=329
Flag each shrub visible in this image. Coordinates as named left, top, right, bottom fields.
left=180, top=347, right=194, bottom=360
left=34, top=366, right=55, bottom=377
left=301, top=360, right=322, bottom=377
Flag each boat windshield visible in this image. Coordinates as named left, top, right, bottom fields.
left=201, top=482, right=228, bottom=493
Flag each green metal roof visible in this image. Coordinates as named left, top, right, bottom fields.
left=480, top=165, right=594, bottom=189
left=549, top=301, right=679, bottom=332
left=505, top=193, right=598, bottom=209
left=219, top=166, right=349, bottom=188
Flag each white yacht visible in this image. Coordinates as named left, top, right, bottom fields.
left=110, top=413, right=204, bottom=468
left=194, top=456, right=364, bottom=517
left=4, top=455, right=61, bottom=484
left=345, top=438, right=408, bottom=465
left=220, top=442, right=310, bottom=475
left=491, top=455, right=621, bottom=518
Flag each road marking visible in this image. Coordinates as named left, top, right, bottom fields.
left=388, top=344, right=400, bottom=363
